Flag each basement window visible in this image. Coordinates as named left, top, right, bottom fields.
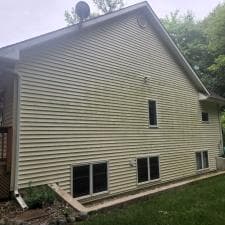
left=137, top=156, right=160, bottom=183
left=196, top=151, right=209, bottom=170
left=148, top=100, right=158, bottom=127
left=201, top=112, right=209, bottom=122
left=73, top=162, right=108, bottom=198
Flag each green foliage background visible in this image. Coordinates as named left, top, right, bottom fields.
left=161, top=3, right=225, bottom=98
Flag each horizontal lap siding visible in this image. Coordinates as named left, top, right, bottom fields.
left=16, top=14, right=221, bottom=197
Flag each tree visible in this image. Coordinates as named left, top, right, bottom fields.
left=208, top=55, right=225, bottom=96
left=92, top=0, right=124, bottom=13
left=64, top=7, right=79, bottom=25
left=161, top=4, right=225, bottom=97
left=65, top=0, right=124, bottom=25
left=202, top=3, right=225, bottom=96
left=64, top=7, right=99, bottom=25
left=203, top=3, right=225, bottom=55
left=161, top=11, right=211, bottom=80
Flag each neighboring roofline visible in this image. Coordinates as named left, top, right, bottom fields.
left=199, top=93, right=225, bottom=106
left=0, top=56, right=18, bottom=70
left=0, top=1, right=209, bottom=95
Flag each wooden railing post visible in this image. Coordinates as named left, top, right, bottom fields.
left=6, top=127, right=12, bottom=173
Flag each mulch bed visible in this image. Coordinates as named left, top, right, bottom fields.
left=0, top=200, right=78, bottom=225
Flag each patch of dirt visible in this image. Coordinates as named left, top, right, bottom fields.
left=0, top=201, right=22, bottom=219
left=0, top=200, right=78, bottom=225
left=15, top=209, right=49, bottom=222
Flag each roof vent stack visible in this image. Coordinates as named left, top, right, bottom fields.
left=75, top=1, right=90, bottom=24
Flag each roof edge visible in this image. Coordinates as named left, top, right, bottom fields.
left=0, top=1, right=210, bottom=95
left=0, top=2, right=148, bottom=60
left=199, top=93, right=225, bottom=106
left=143, top=4, right=209, bottom=95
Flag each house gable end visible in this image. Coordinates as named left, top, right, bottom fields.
left=15, top=10, right=222, bottom=195
left=1, top=2, right=208, bottom=95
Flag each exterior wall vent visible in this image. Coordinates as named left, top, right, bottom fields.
left=137, top=15, right=147, bottom=28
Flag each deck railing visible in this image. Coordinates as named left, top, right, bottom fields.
left=0, top=127, right=8, bottom=161
left=0, top=127, right=12, bottom=172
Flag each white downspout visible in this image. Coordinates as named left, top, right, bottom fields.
left=13, top=72, right=28, bottom=209
left=14, top=74, right=20, bottom=192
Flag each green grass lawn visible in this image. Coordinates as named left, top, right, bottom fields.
left=80, top=175, right=225, bottom=225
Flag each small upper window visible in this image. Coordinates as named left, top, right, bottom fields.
left=202, top=112, right=209, bottom=122
left=148, top=100, right=157, bottom=127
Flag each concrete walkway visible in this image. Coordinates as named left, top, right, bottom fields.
left=86, top=171, right=225, bottom=213
left=50, top=170, right=225, bottom=215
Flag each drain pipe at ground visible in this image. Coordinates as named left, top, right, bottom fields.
left=14, top=190, right=28, bottom=210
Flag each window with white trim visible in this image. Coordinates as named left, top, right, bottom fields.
left=148, top=100, right=157, bottom=127
left=196, top=151, right=209, bottom=170
left=73, top=162, right=108, bottom=198
left=137, top=156, right=160, bottom=183
left=201, top=112, right=209, bottom=122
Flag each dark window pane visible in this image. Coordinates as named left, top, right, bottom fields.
left=203, top=151, right=209, bottom=168
left=196, top=152, right=202, bottom=170
left=202, top=112, right=209, bottom=122
left=73, top=165, right=90, bottom=197
left=93, top=163, right=108, bottom=193
left=137, top=158, right=148, bottom=183
left=149, top=157, right=160, bottom=180
left=149, top=100, right=157, bottom=126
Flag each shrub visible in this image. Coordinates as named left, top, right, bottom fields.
left=24, top=183, right=56, bottom=209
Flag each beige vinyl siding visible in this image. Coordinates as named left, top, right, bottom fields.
left=16, top=13, right=221, bottom=198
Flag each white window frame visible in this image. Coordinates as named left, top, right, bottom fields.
left=195, top=151, right=209, bottom=171
left=71, top=160, right=109, bottom=199
left=148, top=99, right=158, bottom=128
left=136, top=154, right=161, bottom=185
left=201, top=112, right=209, bottom=123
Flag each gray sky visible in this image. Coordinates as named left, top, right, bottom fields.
left=0, top=0, right=222, bottom=48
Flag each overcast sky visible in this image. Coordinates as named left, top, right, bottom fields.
left=0, top=0, right=222, bottom=48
